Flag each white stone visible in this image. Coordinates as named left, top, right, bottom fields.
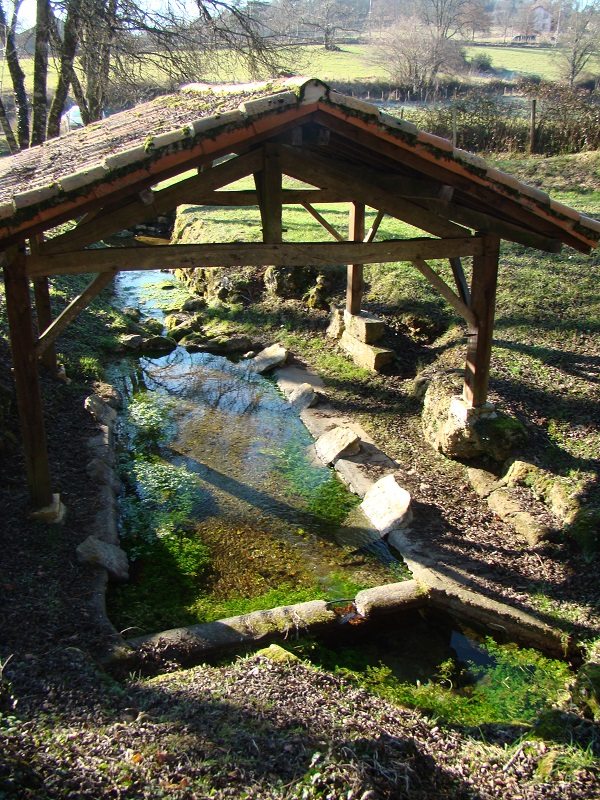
left=29, top=493, right=66, bottom=524
left=314, top=426, right=360, bottom=466
left=249, top=343, right=288, bottom=374
left=360, top=474, right=412, bottom=534
left=191, top=110, right=244, bottom=135
left=299, top=78, right=328, bottom=104
left=0, top=201, right=14, bottom=220
left=77, top=536, right=129, bottom=581
left=329, top=91, right=379, bottom=118
left=288, top=382, right=319, bottom=411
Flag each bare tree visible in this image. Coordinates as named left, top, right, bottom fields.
left=0, top=0, right=291, bottom=149
left=558, top=1, right=600, bottom=86
left=0, top=0, right=30, bottom=147
left=375, top=20, right=464, bottom=94
left=299, top=0, right=367, bottom=49
left=420, top=0, right=469, bottom=40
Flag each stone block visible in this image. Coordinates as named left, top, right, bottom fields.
left=77, top=536, right=129, bottom=581
left=334, top=459, right=374, bottom=498
left=467, top=467, right=499, bottom=498
left=249, top=343, right=288, bottom=374
left=360, top=474, right=413, bottom=534
left=315, top=426, right=361, bottom=465
left=85, top=394, right=117, bottom=428
left=343, top=310, right=385, bottom=343
left=288, top=383, right=319, bottom=411
left=340, top=331, right=394, bottom=372
left=326, top=308, right=345, bottom=339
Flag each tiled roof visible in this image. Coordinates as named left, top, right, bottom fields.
left=0, top=77, right=598, bottom=250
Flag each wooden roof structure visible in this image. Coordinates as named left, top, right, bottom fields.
left=1, top=76, right=598, bottom=510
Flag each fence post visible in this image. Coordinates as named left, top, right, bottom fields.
left=529, top=98, right=537, bottom=154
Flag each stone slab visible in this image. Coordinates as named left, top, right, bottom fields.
left=360, top=474, right=413, bottom=534
left=249, top=343, right=288, bottom=374
left=334, top=458, right=375, bottom=498
left=354, top=580, right=425, bottom=617
left=275, top=365, right=325, bottom=397
left=343, top=310, right=386, bottom=344
left=288, top=383, right=319, bottom=411
left=467, top=467, right=499, bottom=498
left=314, top=426, right=361, bottom=466
left=85, top=394, right=117, bottom=428
left=77, top=536, right=129, bottom=581
left=340, top=331, right=394, bottom=372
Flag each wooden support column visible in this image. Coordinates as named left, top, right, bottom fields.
left=255, top=145, right=282, bottom=244
left=463, top=235, right=500, bottom=408
left=3, top=247, right=53, bottom=508
left=31, top=236, right=57, bottom=373
left=346, top=202, right=365, bottom=315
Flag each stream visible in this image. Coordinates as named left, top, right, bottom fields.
left=109, top=269, right=402, bottom=634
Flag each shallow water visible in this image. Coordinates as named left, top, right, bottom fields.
left=111, top=270, right=399, bottom=609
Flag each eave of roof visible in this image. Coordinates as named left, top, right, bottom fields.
left=0, top=77, right=598, bottom=251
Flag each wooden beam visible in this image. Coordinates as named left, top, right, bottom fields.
left=424, top=199, right=563, bottom=253
left=41, top=150, right=265, bottom=255
left=33, top=277, right=57, bottom=371
left=183, top=188, right=354, bottom=206
left=347, top=202, right=365, bottom=314
left=3, top=248, right=53, bottom=508
left=26, top=238, right=486, bottom=277
left=278, top=145, right=469, bottom=240
left=449, top=256, right=470, bottom=306
left=364, top=210, right=385, bottom=243
left=412, top=258, right=476, bottom=328
left=463, top=235, right=500, bottom=407
left=313, top=110, right=591, bottom=254
left=300, top=201, right=345, bottom=241
left=36, top=271, right=115, bottom=356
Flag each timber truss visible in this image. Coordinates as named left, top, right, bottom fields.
left=0, top=79, right=598, bottom=510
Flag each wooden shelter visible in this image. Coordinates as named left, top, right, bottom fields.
left=0, top=77, right=598, bottom=510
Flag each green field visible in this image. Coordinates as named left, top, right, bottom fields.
left=5, top=40, right=581, bottom=95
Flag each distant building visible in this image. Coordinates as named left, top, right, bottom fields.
left=531, top=5, right=553, bottom=33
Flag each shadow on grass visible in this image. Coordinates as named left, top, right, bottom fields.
left=495, top=338, right=600, bottom=386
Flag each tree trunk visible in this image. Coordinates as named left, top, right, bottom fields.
left=0, top=95, right=19, bottom=153
left=0, top=0, right=30, bottom=148
left=30, top=0, right=50, bottom=146
left=46, top=0, right=83, bottom=139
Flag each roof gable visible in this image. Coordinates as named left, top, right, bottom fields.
left=0, top=77, right=598, bottom=252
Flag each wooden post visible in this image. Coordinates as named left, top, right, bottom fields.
left=529, top=98, right=537, bottom=155
left=3, top=247, right=53, bottom=508
left=255, top=145, right=282, bottom=244
left=463, top=235, right=500, bottom=408
left=346, top=202, right=365, bottom=315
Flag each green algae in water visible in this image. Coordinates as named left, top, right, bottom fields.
left=292, top=618, right=573, bottom=728
left=109, top=347, right=398, bottom=634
